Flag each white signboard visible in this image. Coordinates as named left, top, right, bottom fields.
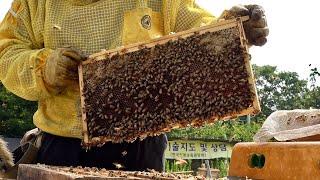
left=165, top=140, right=233, bottom=159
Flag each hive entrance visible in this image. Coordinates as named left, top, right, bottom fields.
left=79, top=17, right=260, bottom=146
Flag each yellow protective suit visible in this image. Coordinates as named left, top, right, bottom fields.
left=0, top=0, right=215, bottom=138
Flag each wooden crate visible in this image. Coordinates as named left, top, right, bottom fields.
left=229, top=142, right=320, bottom=179
left=79, top=16, right=260, bottom=146
left=17, top=164, right=203, bottom=180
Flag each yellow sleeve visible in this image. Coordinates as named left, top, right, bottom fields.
left=174, top=0, right=216, bottom=32
left=0, top=0, right=53, bottom=101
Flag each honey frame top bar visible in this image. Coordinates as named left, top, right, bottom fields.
left=79, top=16, right=261, bottom=146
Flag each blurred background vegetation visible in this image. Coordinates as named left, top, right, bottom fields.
left=0, top=83, right=37, bottom=137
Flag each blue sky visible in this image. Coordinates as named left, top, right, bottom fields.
left=1, top=0, right=319, bottom=80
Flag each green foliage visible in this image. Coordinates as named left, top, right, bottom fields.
left=211, top=158, right=229, bottom=177
left=165, top=159, right=229, bottom=178
left=309, top=65, right=320, bottom=86
left=167, top=120, right=262, bottom=142
left=165, top=159, right=192, bottom=173
left=252, top=65, right=320, bottom=120
left=0, top=83, right=36, bottom=137
left=303, top=86, right=320, bottom=109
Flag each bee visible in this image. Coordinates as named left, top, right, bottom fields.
left=121, top=151, right=128, bottom=157
left=174, top=157, right=188, bottom=165
left=113, top=163, right=124, bottom=169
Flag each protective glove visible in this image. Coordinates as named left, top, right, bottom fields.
left=43, top=47, right=87, bottom=94
left=221, top=5, right=269, bottom=46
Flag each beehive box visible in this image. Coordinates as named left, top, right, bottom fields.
left=229, top=142, right=320, bottom=179
left=79, top=16, right=260, bottom=146
left=17, top=164, right=204, bottom=180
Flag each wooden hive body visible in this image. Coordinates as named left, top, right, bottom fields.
left=79, top=16, right=260, bottom=146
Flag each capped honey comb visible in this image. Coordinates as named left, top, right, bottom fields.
left=79, top=17, right=260, bottom=146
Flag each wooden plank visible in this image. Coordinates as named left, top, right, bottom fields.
left=78, top=63, right=89, bottom=144
left=17, top=164, right=200, bottom=180
left=18, top=164, right=80, bottom=180
left=237, top=18, right=261, bottom=115
left=17, top=164, right=141, bottom=180
left=79, top=16, right=259, bottom=146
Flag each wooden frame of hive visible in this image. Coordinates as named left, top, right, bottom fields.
left=78, top=16, right=260, bottom=146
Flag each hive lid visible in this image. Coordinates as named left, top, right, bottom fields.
left=254, top=109, right=320, bottom=142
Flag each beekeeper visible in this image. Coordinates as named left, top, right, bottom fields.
left=0, top=0, right=268, bottom=172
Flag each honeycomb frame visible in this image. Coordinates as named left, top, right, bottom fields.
left=78, top=16, right=260, bottom=146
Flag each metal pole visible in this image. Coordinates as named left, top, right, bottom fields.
left=246, top=115, right=251, bottom=124
left=204, top=160, right=212, bottom=179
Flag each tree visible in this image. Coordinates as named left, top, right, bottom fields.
left=302, top=86, right=320, bottom=109
left=167, top=121, right=262, bottom=142
left=309, top=64, right=320, bottom=87
left=0, top=83, right=36, bottom=137
left=305, top=64, right=320, bottom=108
left=252, top=65, right=319, bottom=120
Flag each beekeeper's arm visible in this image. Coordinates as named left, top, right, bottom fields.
left=172, top=1, right=269, bottom=46
left=0, top=0, right=85, bottom=101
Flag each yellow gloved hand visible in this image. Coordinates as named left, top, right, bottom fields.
left=222, top=4, right=269, bottom=46
left=43, top=48, right=87, bottom=94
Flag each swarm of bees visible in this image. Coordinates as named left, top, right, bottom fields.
left=81, top=23, right=258, bottom=144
